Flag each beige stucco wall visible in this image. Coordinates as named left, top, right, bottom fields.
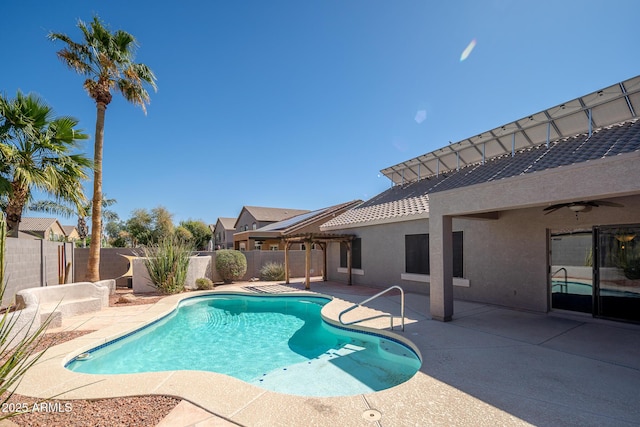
left=326, top=183, right=640, bottom=316
left=327, top=220, right=430, bottom=293
left=427, top=151, right=640, bottom=319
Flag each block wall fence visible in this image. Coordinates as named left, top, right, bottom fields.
left=74, top=248, right=324, bottom=286
left=2, top=243, right=323, bottom=306
left=3, top=238, right=74, bottom=306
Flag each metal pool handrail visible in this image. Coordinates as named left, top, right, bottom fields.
left=552, top=267, right=568, bottom=293
left=338, top=285, right=405, bottom=331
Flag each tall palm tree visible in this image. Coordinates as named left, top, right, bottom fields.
left=29, top=194, right=119, bottom=246
left=49, top=16, right=157, bottom=281
left=0, top=91, right=91, bottom=237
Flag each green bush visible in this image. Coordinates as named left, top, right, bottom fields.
left=195, top=277, right=214, bottom=290
left=215, top=250, right=247, bottom=283
left=259, top=262, right=285, bottom=281
left=141, top=237, right=193, bottom=294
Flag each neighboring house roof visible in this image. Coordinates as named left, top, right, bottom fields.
left=20, top=217, right=60, bottom=233
left=61, top=225, right=77, bottom=235
left=322, top=118, right=640, bottom=230
left=18, top=217, right=67, bottom=239
left=234, top=206, right=310, bottom=228
left=217, top=217, right=237, bottom=230
left=258, top=200, right=362, bottom=234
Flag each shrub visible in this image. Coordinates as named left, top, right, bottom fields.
left=259, top=262, right=285, bottom=281
left=195, top=277, right=214, bottom=290
left=215, top=250, right=247, bottom=283
left=141, top=237, right=193, bottom=294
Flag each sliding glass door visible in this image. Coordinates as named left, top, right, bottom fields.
left=594, top=225, right=640, bottom=322
left=550, top=231, right=593, bottom=313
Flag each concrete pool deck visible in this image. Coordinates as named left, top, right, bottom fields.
left=12, top=279, right=640, bottom=426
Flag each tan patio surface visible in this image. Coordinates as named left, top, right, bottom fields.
left=12, top=279, right=640, bottom=426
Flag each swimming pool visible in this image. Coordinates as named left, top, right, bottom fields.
left=66, top=294, right=421, bottom=397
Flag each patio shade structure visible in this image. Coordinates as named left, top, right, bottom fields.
left=282, top=233, right=355, bottom=289
left=381, top=75, right=640, bottom=185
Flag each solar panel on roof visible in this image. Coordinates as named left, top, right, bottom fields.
left=381, top=75, right=640, bottom=186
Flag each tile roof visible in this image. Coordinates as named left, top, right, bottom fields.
left=19, top=217, right=59, bottom=232
left=61, top=225, right=77, bottom=235
left=322, top=119, right=640, bottom=229
left=257, top=200, right=362, bottom=233
left=240, top=206, right=310, bottom=223
left=216, top=217, right=236, bottom=229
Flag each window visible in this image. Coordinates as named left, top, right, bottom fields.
left=244, top=225, right=248, bottom=231
left=252, top=222, right=257, bottom=230
left=405, top=234, right=429, bottom=274
left=270, top=244, right=279, bottom=251
left=405, top=232, right=464, bottom=277
left=254, top=242, right=262, bottom=250
left=340, top=238, right=362, bottom=269
left=239, top=242, right=246, bottom=251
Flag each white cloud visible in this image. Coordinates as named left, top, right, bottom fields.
left=414, top=109, right=427, bottom=124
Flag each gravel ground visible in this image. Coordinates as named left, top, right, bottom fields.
left=4, top=291, right=183, bottom=427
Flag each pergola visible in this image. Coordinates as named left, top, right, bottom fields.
left=282, top=232, right=355, bottom=289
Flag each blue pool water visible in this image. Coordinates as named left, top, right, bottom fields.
left=551, top=281, right=640, bottom=298
left=66, top=294, right=421, bottom=396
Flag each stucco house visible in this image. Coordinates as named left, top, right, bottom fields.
left=61, top=225, right=80, bottom=243
left=233, top=206, right=310, bottom=251
left=213, top=217, right=236, bottom=250
left=321, top=75, right=640, bottom=324
left=18, top=217, right=67, bottom=241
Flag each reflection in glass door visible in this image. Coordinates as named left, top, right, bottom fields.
left=594, top=225, right=640, bottom=322
left=550, top=231, right=593, bottom=313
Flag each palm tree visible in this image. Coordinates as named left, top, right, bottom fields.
left=0, top=91, right=91, bottom=237
left=29, top=194, right=119, bottom=246
left=49, top=16, right=157, bottom=281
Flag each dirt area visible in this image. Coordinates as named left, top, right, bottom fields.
left=108, top=287, right=166, bottom=307
left=3, top=289, right=182, bottom=427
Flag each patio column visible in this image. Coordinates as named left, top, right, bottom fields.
left=305, top=238, right=311, bottom=290
left=320, top=242, right=327, bottom=281
left=347, top=240, right=352, bottom=285
left=429, top=214, right=454, bottom=321
left=284, top=241, right=291, bottom=284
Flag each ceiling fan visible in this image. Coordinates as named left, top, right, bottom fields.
left=543, top=200, right=624, bottom=216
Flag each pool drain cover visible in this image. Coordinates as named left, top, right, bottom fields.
left=362, top=409, right=381, bottom=421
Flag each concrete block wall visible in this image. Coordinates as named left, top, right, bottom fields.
left=74, top=248, right=136, bottom=287
left=3, top=239, right=73, bottom=307
left=239, top=250, right=323, bottom=280
left=80, top=248, right=324, bottom=292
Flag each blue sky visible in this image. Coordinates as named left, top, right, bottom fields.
left=2, top=1, right=639, bottom=226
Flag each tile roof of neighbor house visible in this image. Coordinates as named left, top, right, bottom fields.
left=321, top=118, right=640, bottom=230
left=217, top=217, right=237, bottom=229
left=257, top=200, right=363, bottom=233
left=61, top=225, right=77, bottom=235
left=238, top=206, right=311, bottom=224
left=19, top=217, right=60, bottom=233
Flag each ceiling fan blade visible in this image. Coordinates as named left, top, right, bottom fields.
left=544, top=207, right=563, bottom=215
left=592, top=200, right=625, bottom=208
left=543, top=203, right=569, bottom=211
